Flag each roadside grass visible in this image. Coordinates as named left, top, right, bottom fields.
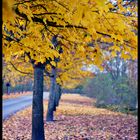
left=101, top=105, right=138, bottom=116
left=3, top=94, right=137, bottom=140
left=3, top=92, right=32, bottom=100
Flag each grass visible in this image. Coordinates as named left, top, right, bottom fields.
left=3, top=91, right=32, bottom=100
left=97, top=104, right=138, bottom=116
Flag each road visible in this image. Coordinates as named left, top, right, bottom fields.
left=3, top=92, right=49, bottom=120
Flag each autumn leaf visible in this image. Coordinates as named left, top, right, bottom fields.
left=50, top=61, right=56, bottom=67
left=3, top=94, right=137, bottom=140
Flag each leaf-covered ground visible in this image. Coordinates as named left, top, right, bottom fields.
left=3, top=94, right=137, bottom=140
left=3, top=92, right=32, bottom=100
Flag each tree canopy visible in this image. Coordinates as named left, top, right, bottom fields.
left=3, top=0, right=137, bottom=70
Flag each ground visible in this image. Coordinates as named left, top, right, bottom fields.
left=3, top=92, right=32, bottom=100
left=3, top=94, right=137, bottom=140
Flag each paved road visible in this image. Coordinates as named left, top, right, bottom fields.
left=3, top=92, right=49, bottom=120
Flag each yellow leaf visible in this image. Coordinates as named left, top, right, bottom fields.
left=25, top=56, right=30, bottom=62
left=109, top=45, right=121, bottom=52
left=50, top=61, right=56, bottom=67
left=43, top=18, right=47, bottom=24
left=99, top=65, right=104, bottom=72
left=121, top=53, right=130, bottom=60
left=107, top=3, right=114, bottom=9
left=116, top=35, right=123, bottom=44
left=111, top=51, right=117, bottom=57
left=78, top=46, right=85, bottom=52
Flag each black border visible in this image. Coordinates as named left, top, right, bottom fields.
left=1, top=0, right=3, bottom=139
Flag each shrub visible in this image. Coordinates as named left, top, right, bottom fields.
left=81, top=73, right=137, bottom=112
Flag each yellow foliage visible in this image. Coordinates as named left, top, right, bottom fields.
left=2, top=0, right=137, bottom=84
left=2, top=0, right=15, bottom=22
left=121, top=52, right=131, bottom=60
left=109, top=45, right=121, bottom=52
left=50, top=61, right=56, bottom=67
left=111, top=51, right=117, bottom=57
left=78, top=45, right=85, bottom=52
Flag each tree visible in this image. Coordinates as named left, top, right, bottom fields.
left=45, top=39, right=95, bottom=121
left=3, top=60, right=33, bottom=94
left=102, top=52, right=137, bottom=108
left=6, top=82, right=11, bottom=95
left=32, top=63, right=45, bottom=140
left=2, top=0, right=137, bottom=139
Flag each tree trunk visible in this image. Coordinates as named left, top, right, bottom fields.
left=54, top=84, right=62, bottom=111
left=7, top=86, right=9, bottom=95
left=53, top=84, right=59, bottom=111
left=59, top=86, right=62, bottom=103
left=46, top=67, right=56, bottom=122
left=32, top=64, right=45, bottom=140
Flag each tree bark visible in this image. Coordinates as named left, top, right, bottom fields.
left=53, top=84, right=59, bottom=111
left=7, top=86, right=9, bottom=95
left=46, top=66, right=56, bottom=122
left=58, top=86, right=62, bottom=104
left=32, top=63, right=45, bottom=140
left=54, top=84, right=62, bottom=111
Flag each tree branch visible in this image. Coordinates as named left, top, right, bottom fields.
left=10, top=62, right=33, bottom=75
left=44, top=70, right=54, bottom=77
